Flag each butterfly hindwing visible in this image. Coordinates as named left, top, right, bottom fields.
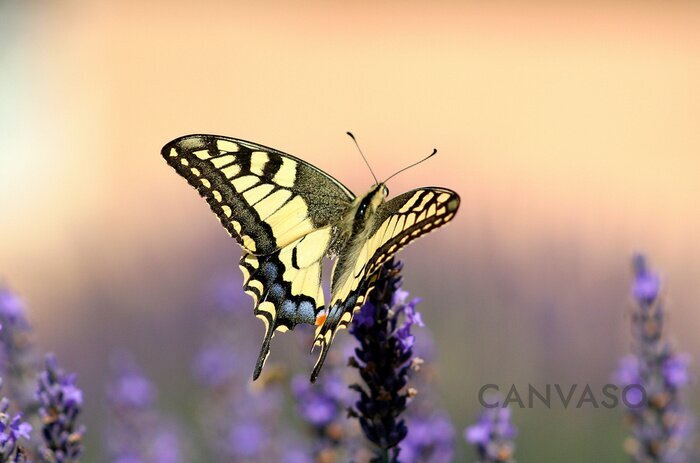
left=311, top=187, right=460, bottom=380
left=240, top=227, right=331, bottom=378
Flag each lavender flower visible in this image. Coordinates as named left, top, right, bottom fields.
left=0, top=381, right=32, bottom=462
left=291, top=356, right=354, bottom=462
left=400, top=412, right=454, bottom=463
left=105, top=353, right=183, bottom=463
left=465, top=406, right=517, bottom=463
left=194, top=347, right=292, bottom=462
left=0, top=287, right=39, bottom=415
left=193, top=282, right=299, bottom=463
left=293, top=369, right=351, bottom=428
left=348, top=259, right=423, bottom=462
left=615, top=254, right=694, bottom=463
left=35, top=354, right=85, bottom=462
left=395, top=292, right=455, bottom=463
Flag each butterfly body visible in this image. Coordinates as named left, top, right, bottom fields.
left=330, top=184, right=386, bottom=294
left=162, top=134, right=459, bottom=381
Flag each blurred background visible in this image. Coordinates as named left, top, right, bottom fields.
left=1, top=1, right=699, bottom=461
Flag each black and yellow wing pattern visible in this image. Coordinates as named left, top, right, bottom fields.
left=311, top=187, right=459, bottom=380
left=162, top=134, right=460, bottom=382
left=163, top=135, right=354, bottom=378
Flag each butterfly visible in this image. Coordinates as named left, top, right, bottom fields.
left=162, top=134, right=460, bottom=381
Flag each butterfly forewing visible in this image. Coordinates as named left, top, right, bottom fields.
left=364, top=187, right=459, bottom=276
left=163, top=135, right=354, bottom=254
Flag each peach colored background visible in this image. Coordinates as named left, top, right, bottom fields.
left=1, top=2, right=699, bottom=461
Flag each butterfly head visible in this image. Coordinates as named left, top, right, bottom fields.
left=375, top=182, right=389, bottom=199
left=368, top=182, right=389, bottom=208
left=353, top=183, right=388, bottom=230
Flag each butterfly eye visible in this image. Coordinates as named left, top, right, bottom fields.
left=383, top=185, right=389, bottom=197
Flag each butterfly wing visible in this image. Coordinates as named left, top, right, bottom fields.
left=311, top=187, right=460, bottom=381
left=162, top=135, right=355, bottom=378
left=163, top=134, right=354, bottom=254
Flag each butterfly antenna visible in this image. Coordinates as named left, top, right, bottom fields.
left=384, top=148, right=437, bottom=184
left=347, top=132, right=379, bottom=185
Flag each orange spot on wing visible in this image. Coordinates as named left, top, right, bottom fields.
left=315, top=313, right=327, bottom=326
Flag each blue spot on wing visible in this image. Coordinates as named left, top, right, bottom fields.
left=269, top=284, right=285, bottom=299
left=298, top=301, right=315, bottom=323
left=263, top=262, right=278, bottom=283
left=281, top=300, right=297, bottom=318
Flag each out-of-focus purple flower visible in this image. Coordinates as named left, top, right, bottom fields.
left=291, top=362, right=354, bottom=462
left=197, top=365, right=289, bottom=462
left=192, top=342, right=239, bottom=389
left=105, top=353, right=183, bottom=463
left=465, top=406, right=517, bottom=463
left=0, top=287, right=39, bottom=415
left=616, top=254, right=694, bottom=463
left=0, top=291, right=28, bottom=327
left=227, top=422, right=265, bottom=458
left=108, top=367, right=155, bottom=410
left=150, top=427, right=182, bottom=463
left=35, top=354, right=85, bottom=462
left=292, top=375, right=337, bottom=427
left=400, top=412, right=454, bottom=463
left=615, top=355, right=641, bottom=386
left=631, top=255, right=661, bottom=303
left=662, top=354, right=691, bottom=389
left=348, top=259, right=424, bottom=462
left=280, top=447, right=314, bottom=463
left=0, top=385, right=31, bottom=462
left=466, top=422, right=490, bottom=445
left=194, top=279, right=297, bottom=463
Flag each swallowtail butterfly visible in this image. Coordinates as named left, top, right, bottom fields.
left=162, top=135, right=460, bottom=381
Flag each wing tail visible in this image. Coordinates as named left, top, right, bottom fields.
left=240, top=251, right=325, bottom=380
left=253, top=316, right=276, bottom=380
left=310, top=338, right=331, bottom=383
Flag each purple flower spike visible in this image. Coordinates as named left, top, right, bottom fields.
left=0, top=291, right=27, bottom=326
left=616, top=254, right=694, bottom=463
left=465, top=405, right=517, bottom=463
left=0, top=287, right=39, bottom=416
left=631, top=254, right=661, bottom=303
left=0, top=391, right=32, bottom=462
left=348, top=259, right=425, bottom=462
left=35, top=354, right=85, bottom=463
